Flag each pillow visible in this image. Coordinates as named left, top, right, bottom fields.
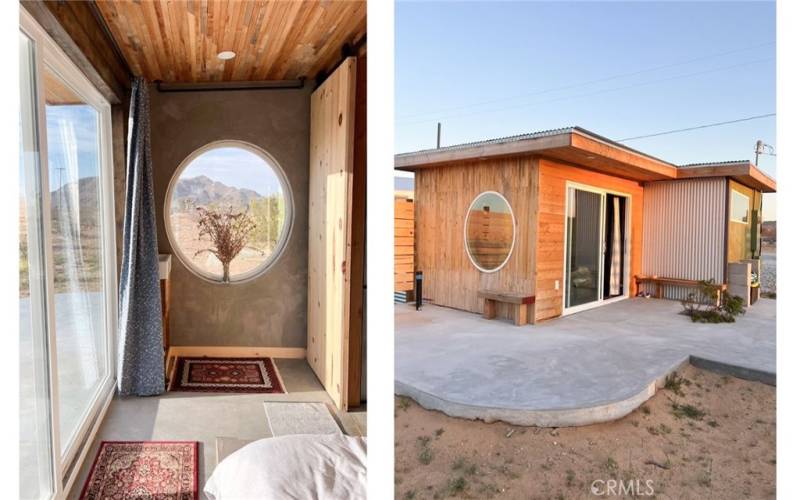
left=204, top=434, right=366, bottom=500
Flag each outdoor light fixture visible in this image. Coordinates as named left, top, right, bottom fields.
left=217, top=51, right=236, bottom=60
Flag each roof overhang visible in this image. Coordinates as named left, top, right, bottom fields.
left=678, top=162, right=776, bottom=193
left=395, top=127, right=776, bottom=192
left=395, top=128, right=677, bottom=183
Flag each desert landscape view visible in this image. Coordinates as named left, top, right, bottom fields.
left=169, top=174, right=287, bottom=278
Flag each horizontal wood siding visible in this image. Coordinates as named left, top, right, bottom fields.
left=535, top=159, right=644, bottom=322
left=395, top=198, right=415, bottom=292
left=415, top=158, right=538, bottom=322
left=642, top=178, right=726, bottom=301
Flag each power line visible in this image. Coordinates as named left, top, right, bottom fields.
left=397, top=41, right=775, bottom=120
left=617, top=113, right=776, bottom=142
left=397, top=57, right=774, bottom=126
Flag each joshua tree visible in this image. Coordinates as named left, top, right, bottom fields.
left=194, top=205, right=261, bottom=282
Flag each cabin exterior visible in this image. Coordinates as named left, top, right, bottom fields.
left=396, top=127, right=776, bottom=324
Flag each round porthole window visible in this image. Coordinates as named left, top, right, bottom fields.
left=165, top=141, right=293, bottom=283
left=464, top=191, right=515, bottom=273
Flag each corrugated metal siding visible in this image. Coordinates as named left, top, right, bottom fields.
left=642, top=179, right=726, bottom=301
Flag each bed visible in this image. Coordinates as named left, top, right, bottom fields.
left=204, top=433, right=366, bottom=499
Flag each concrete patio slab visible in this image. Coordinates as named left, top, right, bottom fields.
left=395, top=298, right=775, bottom=427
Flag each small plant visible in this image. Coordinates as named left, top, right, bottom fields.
left=566, top=469, right=576, bottom=487
left=403, top=490, right=416, bottom=500
left=664, top=372, right=687, bottom=396
left=647, top=423, right=672, bottom=436
left=451, top=457, right=477, bottom=475
left=417, top=435, right=433, bottom=465
left=418, top=446, right=433, bottom=465
left=194, top=205, right=261, bottom=282
left=680, top=279, right=745, bottom=323
left=397, top=398, right=410, bottom=411
left=446, top=476, right=467, bottom=496
left=641, top=405, right=651, bottom=415
left=435, top=428, right=445, bottom=437
left=605, top=456, right=619, bottom=475
left=672, top=402, right=706, bottom=420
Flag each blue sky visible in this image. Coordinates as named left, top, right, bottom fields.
left=44, top=105, right=98, bottom=191
left=395, top=1, right=776, bottom=220
left=182, top=147, right=282, bottom=197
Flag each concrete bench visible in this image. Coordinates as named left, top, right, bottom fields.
left=477, top=290, right=535, bottom=326
left=634, top=275, right=727, bottom=306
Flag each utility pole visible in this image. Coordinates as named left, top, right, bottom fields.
left=436, top=122, right=441, bottom=149
left=754, top=140, right=775, bottom=166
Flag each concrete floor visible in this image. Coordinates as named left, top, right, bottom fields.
left=67, top=358, right=366, bottom=499
left=396, top=298, right=775, bottom=427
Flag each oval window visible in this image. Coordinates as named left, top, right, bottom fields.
left=165, top=141, right=292, bottom=283
left=464, top=191, right=515, bottom=272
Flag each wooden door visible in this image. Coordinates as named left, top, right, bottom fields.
left=307, top=57, right=357, bottom=410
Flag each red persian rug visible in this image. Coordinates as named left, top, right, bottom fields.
left=170, top=357, right=285, bottom=393
left=79, top=441, right=198, bottom=500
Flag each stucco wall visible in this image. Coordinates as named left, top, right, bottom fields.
left=149, top=83, right=311, bottom=347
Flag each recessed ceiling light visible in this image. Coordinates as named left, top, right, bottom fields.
left=217, top=51, right=236, bottom=60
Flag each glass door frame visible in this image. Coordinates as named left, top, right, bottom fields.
left=21, top=9, right=118, bottom=497
left=562, top=181, right=632, bottom=316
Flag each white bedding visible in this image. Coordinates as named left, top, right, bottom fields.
left=204, top=434, right=367, bottom=500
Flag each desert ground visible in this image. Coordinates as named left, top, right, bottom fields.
left=395, top=365, right=775, bottom=499
left=761, top=243, right=776, bottom=297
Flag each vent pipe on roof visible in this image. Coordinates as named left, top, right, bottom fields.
left=436, top=122, right=442, bottom=149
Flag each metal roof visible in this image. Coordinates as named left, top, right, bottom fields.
left=395, top=126, right=575, bottom=158
left=678, top=160, right=751, bottom=168
left=396, top=126, right=675, bottom=167
left=395, top=126, right=775, bottom=191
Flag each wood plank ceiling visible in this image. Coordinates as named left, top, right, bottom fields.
left=94, top=0, right=366, bottom=83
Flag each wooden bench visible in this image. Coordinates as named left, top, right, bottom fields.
left=477, top=290, right=535, bottom=326
left=634, top=275, right=727, bottom=306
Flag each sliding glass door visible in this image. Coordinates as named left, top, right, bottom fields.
left=20, top=30, right=54, bottom=500
left=564, top=184, right=630, bottom=314
left=565, top=187, right=603, bottom=310
left=20, top=11, right=117, bottom=499
left=44, top=64, right=110, bottom=456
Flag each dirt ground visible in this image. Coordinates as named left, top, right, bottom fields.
left=395, top=366, right=775, bottom=499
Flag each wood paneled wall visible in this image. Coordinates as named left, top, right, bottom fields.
left=395, top=198, right=415, bottom=292
left=415, top=157, right=538, bottom=322
left=534, top=159, right=644, bottom=322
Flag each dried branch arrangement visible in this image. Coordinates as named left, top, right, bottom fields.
left=194, top=205, right=261, bottom=282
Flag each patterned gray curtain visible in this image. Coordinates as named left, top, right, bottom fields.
left=117, top=77, right=164, bottom=396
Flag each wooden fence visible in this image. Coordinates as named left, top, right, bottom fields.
left=395, top=198, right=414, bottom=292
